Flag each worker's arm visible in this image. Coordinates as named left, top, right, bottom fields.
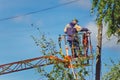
left=64, top=24, right=70, bottom=33
left=74, top=24, right=89, bottom=32
left=74, top=24, right=82, bottom=32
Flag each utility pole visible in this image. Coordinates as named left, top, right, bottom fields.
left=95, top=23, right=103, bottom=80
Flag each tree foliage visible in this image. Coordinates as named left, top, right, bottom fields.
left=91, top=0, right=120, bottom=42
left=102, top=60, right=120, bottom=80
left=32, top=34, right=90, bottom=80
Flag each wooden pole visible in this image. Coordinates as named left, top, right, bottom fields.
left=95, top=23, right=103, bottom=80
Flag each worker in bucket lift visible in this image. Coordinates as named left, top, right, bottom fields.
left=64, top=19, right=89, bottom=58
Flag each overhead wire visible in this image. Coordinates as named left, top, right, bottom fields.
left=0, top=0, right=80, bottom=22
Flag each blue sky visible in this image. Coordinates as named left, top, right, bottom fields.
left=0, top=0, right=120, bottom=80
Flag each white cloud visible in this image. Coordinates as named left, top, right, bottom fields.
left=12, top=15, right=34, bottom=25
left=13, top=16, right=24, bottom=22
left=86, top=22, right=97, bottom=44
left=86, top=22, right=120, bottom=51
left=59, top=0, right=91, bottom=9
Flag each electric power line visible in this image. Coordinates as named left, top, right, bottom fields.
left=0, top=0, right=80, bottom=21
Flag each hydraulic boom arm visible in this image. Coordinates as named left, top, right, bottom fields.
left=0, top=56, right=52, bottom=75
